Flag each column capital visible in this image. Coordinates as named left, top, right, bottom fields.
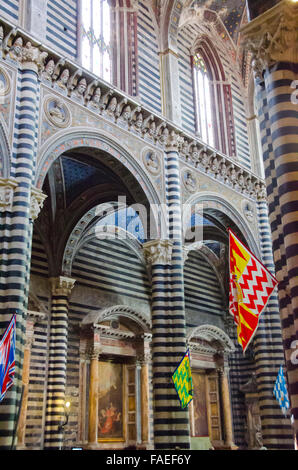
left=136, top=351, right=152, bottom=366
left=143, top=239, right=173, bottom=266
left=241, top=0, right=298, bottom=79
left=20, top=40, right=48, bottom=73
left=30, top=187, right=47, bottom=221
left=50, top=276, right=76, bottom=297
left=0, top=177, right=18, bottom=212
left=165, top=130, right=181, bottom=152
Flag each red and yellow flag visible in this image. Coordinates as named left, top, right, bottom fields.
left=229, top=229, right=278, bottom=353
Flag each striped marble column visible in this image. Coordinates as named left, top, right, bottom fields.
left=242, top=0, right=298, bottom=444
left=143, top=131, right=190, bottom=450
left=44, top=276, right=75, bottom=450
left=0, top=42, right=47, bottom=449
left=254, top=198, right=293, bottom=449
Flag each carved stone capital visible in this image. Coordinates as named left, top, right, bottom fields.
left=143, top=239, right=173, bottom=266
left=9, top=39, right=48, bottom=73
left=87, top=342, right=102, bottom=361
left=25, top=319, right=35, bottom=349
left=166, top=130, right=180, bottom=152
left=136, top=351, right=151, bottom=366
left=241, top=1, right=298, bottom=79
left=50, top=276, right=76, bottom=297
left=0, top=178, right=18, bottom=212
left=30, top=187, right=47, bottom=221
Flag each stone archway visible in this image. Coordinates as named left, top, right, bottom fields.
left=183, top=191, right=261, bottom=257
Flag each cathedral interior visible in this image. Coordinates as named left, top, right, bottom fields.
left=0, top=0, right=297, bottom=451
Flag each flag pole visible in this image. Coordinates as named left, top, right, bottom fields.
left=10, top=384, right=24, bottom=450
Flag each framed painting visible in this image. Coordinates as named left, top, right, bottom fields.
left=97, top=361, right=125, bottom=442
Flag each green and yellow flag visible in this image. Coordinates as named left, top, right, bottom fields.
left=172, top=349, right=193, bottom=409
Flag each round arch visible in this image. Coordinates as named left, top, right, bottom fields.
left=183, top=191, right=261, bottom=258
left=35, top=127, right=163, bottom=236
left=185, top=243, right=226, bottom=301
left=81, top=305, right=151, bottom=333
left=187, top=324, right=235, bottom=353
left=63, top=222, right=146, bottom=277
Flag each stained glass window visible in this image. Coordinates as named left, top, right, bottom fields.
left=81, top=0, right=111, bottom=82
left=193, top=53, right=214, bottom=147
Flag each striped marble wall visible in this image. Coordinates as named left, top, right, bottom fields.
left=228, top=331, right=255, bottom=447
left=71, top=238, right=151, bottom=304
left=184, top=251, right=225, bottom=328
left=177, top=24, right=196, bottom=136
left=25, top=231, right=50, bottom=450
left=0, top=0, right=19, bottom=24
left=46, top=0, right=78, bottom=60
left=220, top=53, right=251, bottom=169
left=137, top=1, right=162, bottom=114
left=31, top=232, right=49, bottom=278
left=25, top=313, right=49, bottom=450
left=177, top=24, right=251, bottom=169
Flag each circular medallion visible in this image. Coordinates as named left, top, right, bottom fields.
left=142, top=149, right=160, bottom=175
left=44, top=96, right=71, bottom=128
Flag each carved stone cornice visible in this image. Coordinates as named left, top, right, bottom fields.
left=30, top=187, right=47, bottom=221
left=0, top=17, right=265, bottom=200
left=94, top=324, right=136, bottom=341
left=50, top=276, right=76, bottom=297
left=143, top=239, right=173, bottom=266
left=26, top=310, right=47, bottom=323
left=241, top=0, right=298, bottom=79
left=0, top=177, right=18, bottom=212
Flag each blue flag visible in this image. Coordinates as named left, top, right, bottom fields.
left=0, top=315, right=16, bottom=402
left=273, top=365, right=290, bottom=415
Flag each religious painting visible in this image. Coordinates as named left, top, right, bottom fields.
left=97, top=362, right=124, bottom=441
left=192, top=372, right=209, bottom=437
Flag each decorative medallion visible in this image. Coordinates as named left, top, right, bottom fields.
left=182, top=168, right=197, bottom=193
left=0, top=68, right=10, bottom=96
left=142, top=149, right=160, bottom=175
left=44, top=96, right=71, bottom=128
left=242, top=199, right=255, bottom=223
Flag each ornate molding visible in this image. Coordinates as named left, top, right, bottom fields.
left=50, top=276, right=76, bottom=297
left=81, top=305, right=151, bottom=332
left=7, top=36, right=48, bottom=73
left=0, top=17, right=264, bottom=200
left=30, top=187, right=47, bottom=221
left=188, top=324, right=235, bottom=353
left=143, top=239, right=173, bottom=266
left=0, top=177, right=18, bottom=212
left=241, top=0, right=298, bottom=79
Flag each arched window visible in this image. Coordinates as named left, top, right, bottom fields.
left=191, top=37, right=237, bottom=158
left=193, top=53, right=214, bottom=147
left=81, top=0, right=111, bottom=82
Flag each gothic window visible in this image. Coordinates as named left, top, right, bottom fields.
left=193, top=53, right=214, bottom=147
left=191, top=39, right=237, bottom=158
left=81, top=0, right=111, bottom=81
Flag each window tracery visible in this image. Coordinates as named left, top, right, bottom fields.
left=81, top=0, right=111, bottom=82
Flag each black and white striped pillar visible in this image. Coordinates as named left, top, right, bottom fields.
left=0, top=44, right=46, bottom=449
left=242, top=0, right=298, bottom=444
left=254, top=197, right=294, bottom=449
left=44, top=276, right=75, bottom=450
left=143, top=131, right=190, bottom=450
